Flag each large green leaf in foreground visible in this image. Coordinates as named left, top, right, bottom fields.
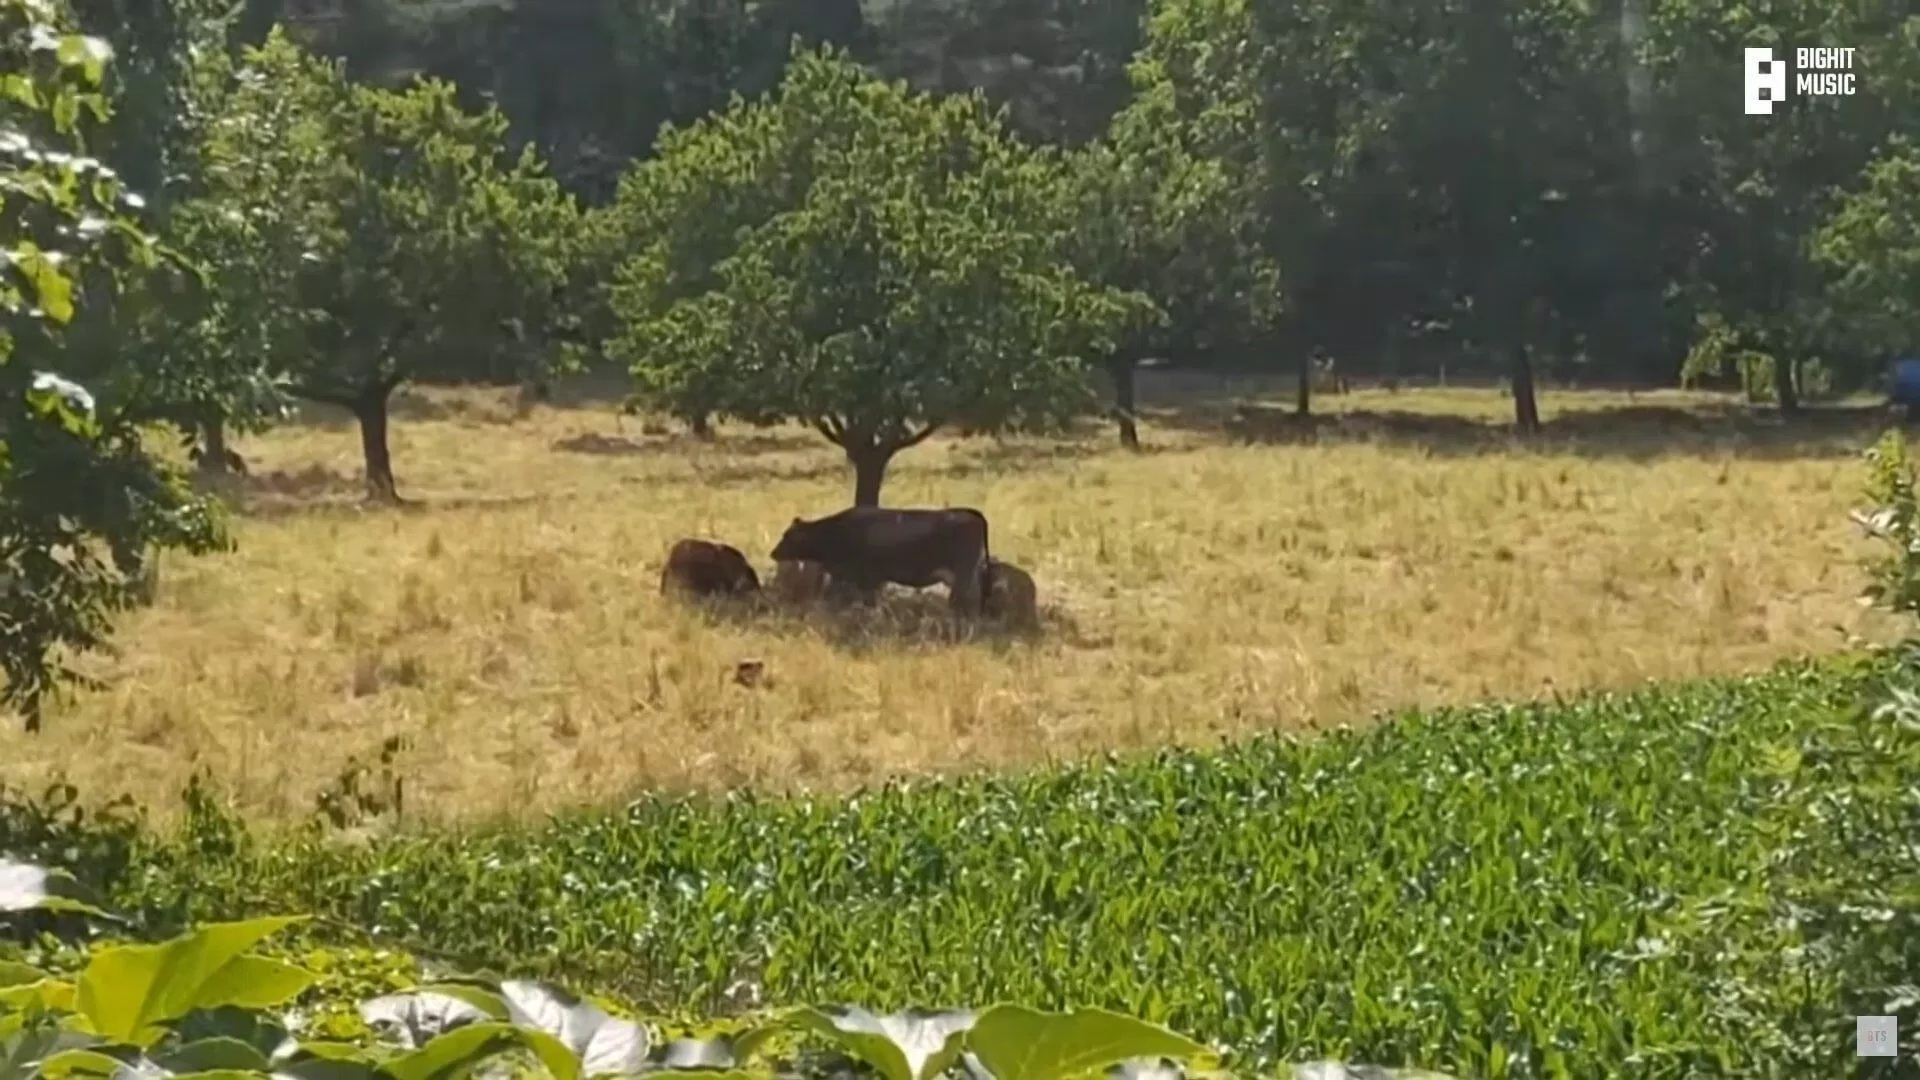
left=74, top=918, right=312, bottom=1046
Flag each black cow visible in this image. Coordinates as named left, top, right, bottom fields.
left=770, top=507, right=990, bottom=613
left=660, top=538, right=761, bottom=598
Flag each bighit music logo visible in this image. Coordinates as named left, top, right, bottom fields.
left=1744, top=46, right=1858, bottom=115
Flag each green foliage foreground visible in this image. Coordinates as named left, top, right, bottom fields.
left=0, top=0, right=229, bottom=731
left=4, top=651, right=1915, bottom=1077
left=0, top=877, right=1452, bottom=1080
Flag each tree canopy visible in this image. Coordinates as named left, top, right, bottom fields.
left=196, top=30, right=581, bottom=501
left=0, top=0, right=229, bottom=731
left=1056, top=47, right=1275, bottom=445
left=1815, top=140, right=1920, bottom=361
left=607, top=47, right=1148, bottom=505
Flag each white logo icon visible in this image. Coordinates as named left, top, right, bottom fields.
left=1858, top=1015, right=1897, bottom=1058
left=1744, top=47, right=1787, bottom=114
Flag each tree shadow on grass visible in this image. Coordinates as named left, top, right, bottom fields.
left=219, top=468, right=552, bottom=521
left=682, top=436, right=1133, bottom=490
left=686, top=587, right=1085, bottom=655
left=949, top=438, right=1108, bottom=469
left=552, top=430, right=819, bottom=457
left=677, top=459, right=850, bottom=488
left=532, top=369, right=638, bottom=410
left=213, top=464, right=363, bottom=506
left=1154, top=399, right=1905, bottom=462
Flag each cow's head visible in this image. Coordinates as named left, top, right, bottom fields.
left=770, top=516, right=823, bottom=562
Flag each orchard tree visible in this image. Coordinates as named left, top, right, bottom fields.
left=1148, top=0, right=1445, bottom=413
left=1815, top=139, right=1920, bottom=360
left=69, top=0, right=232, bottom=205
left=607, top=47, right=1146, bottom=506
left=40, top=227, right=296, bottom=477
left=1641, top=0, right=1918, bottom=411
left=0, top=0, right=230, bottom=731
left=1060, top=52, right=1276, bottom=448
left=34, top=2, right=299, bottom=475
left=205, top=31, right=581, bottom=502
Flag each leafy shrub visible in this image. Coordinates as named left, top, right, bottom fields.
left=1854, top=428, right=1920, bottom=620
left=1834, top=428, right=1920, bottom=1066
left=0, top=785, right=144, bottom=901
left=2, top=873, right=1436, bottom=1080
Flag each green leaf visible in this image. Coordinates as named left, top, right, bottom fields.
left=284, top=1042, right=377, bottom=1063
left=1, top=1024, right=104, bottom=1080
left=967, top=1007, right=1213, bottom=1080
left=74, top=916, right=311, bottom=1046
left=0, top=978, right=76, bottom=1013
left=52, top=34, right=111, bottom=85
left=172, top=1006, right=293, bottom=1058
left=380, top=1021, right=580, bottom=1080
left=275, top=1058, right=384, bottom=1080
left=191, top=957, right=315, bottom=1013
left=34, top=1048, right=126, bottom=1079
left=1, top=73, right=38, bottom=108
left=157, top=1037, right=275, bottom=1073
left=789, top=1007, right=974, bottom=1080
left=0, top=962, right=49, bottom=988
left=723, top=1023, right=784, bottom=1067
left=10, top=242, right=75, bottom=323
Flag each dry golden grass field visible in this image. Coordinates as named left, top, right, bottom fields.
left=0, top=376, right=1903, bottom=825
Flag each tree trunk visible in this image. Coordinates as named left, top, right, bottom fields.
left=1773, top=354, right=1800, bottom=415
left=690, top=412, right=714, bottom=439
left=353, top=387, right=400, bottom=503
left=1296, top=348, right=1313, bottom=416
left=849, top=446, right=892, bottom=507
left=1108, top=357, right=1140, bottom=450
left=197, top=417, right=233, bottom=475
left=1510, top=342, right=1541, bottom=432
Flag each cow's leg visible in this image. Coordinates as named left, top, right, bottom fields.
left=948, top=555, right=987, bottom=616
left=826, top=567, right=880, bottom=607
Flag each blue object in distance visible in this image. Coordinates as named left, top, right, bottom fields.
left=1892, top=358, right=1920, bottom=405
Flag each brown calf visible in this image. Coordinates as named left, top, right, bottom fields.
left=660, top=539, right=761, bottom=598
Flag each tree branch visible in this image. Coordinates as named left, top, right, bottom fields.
left=895, top=419, right=942, bottom=450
